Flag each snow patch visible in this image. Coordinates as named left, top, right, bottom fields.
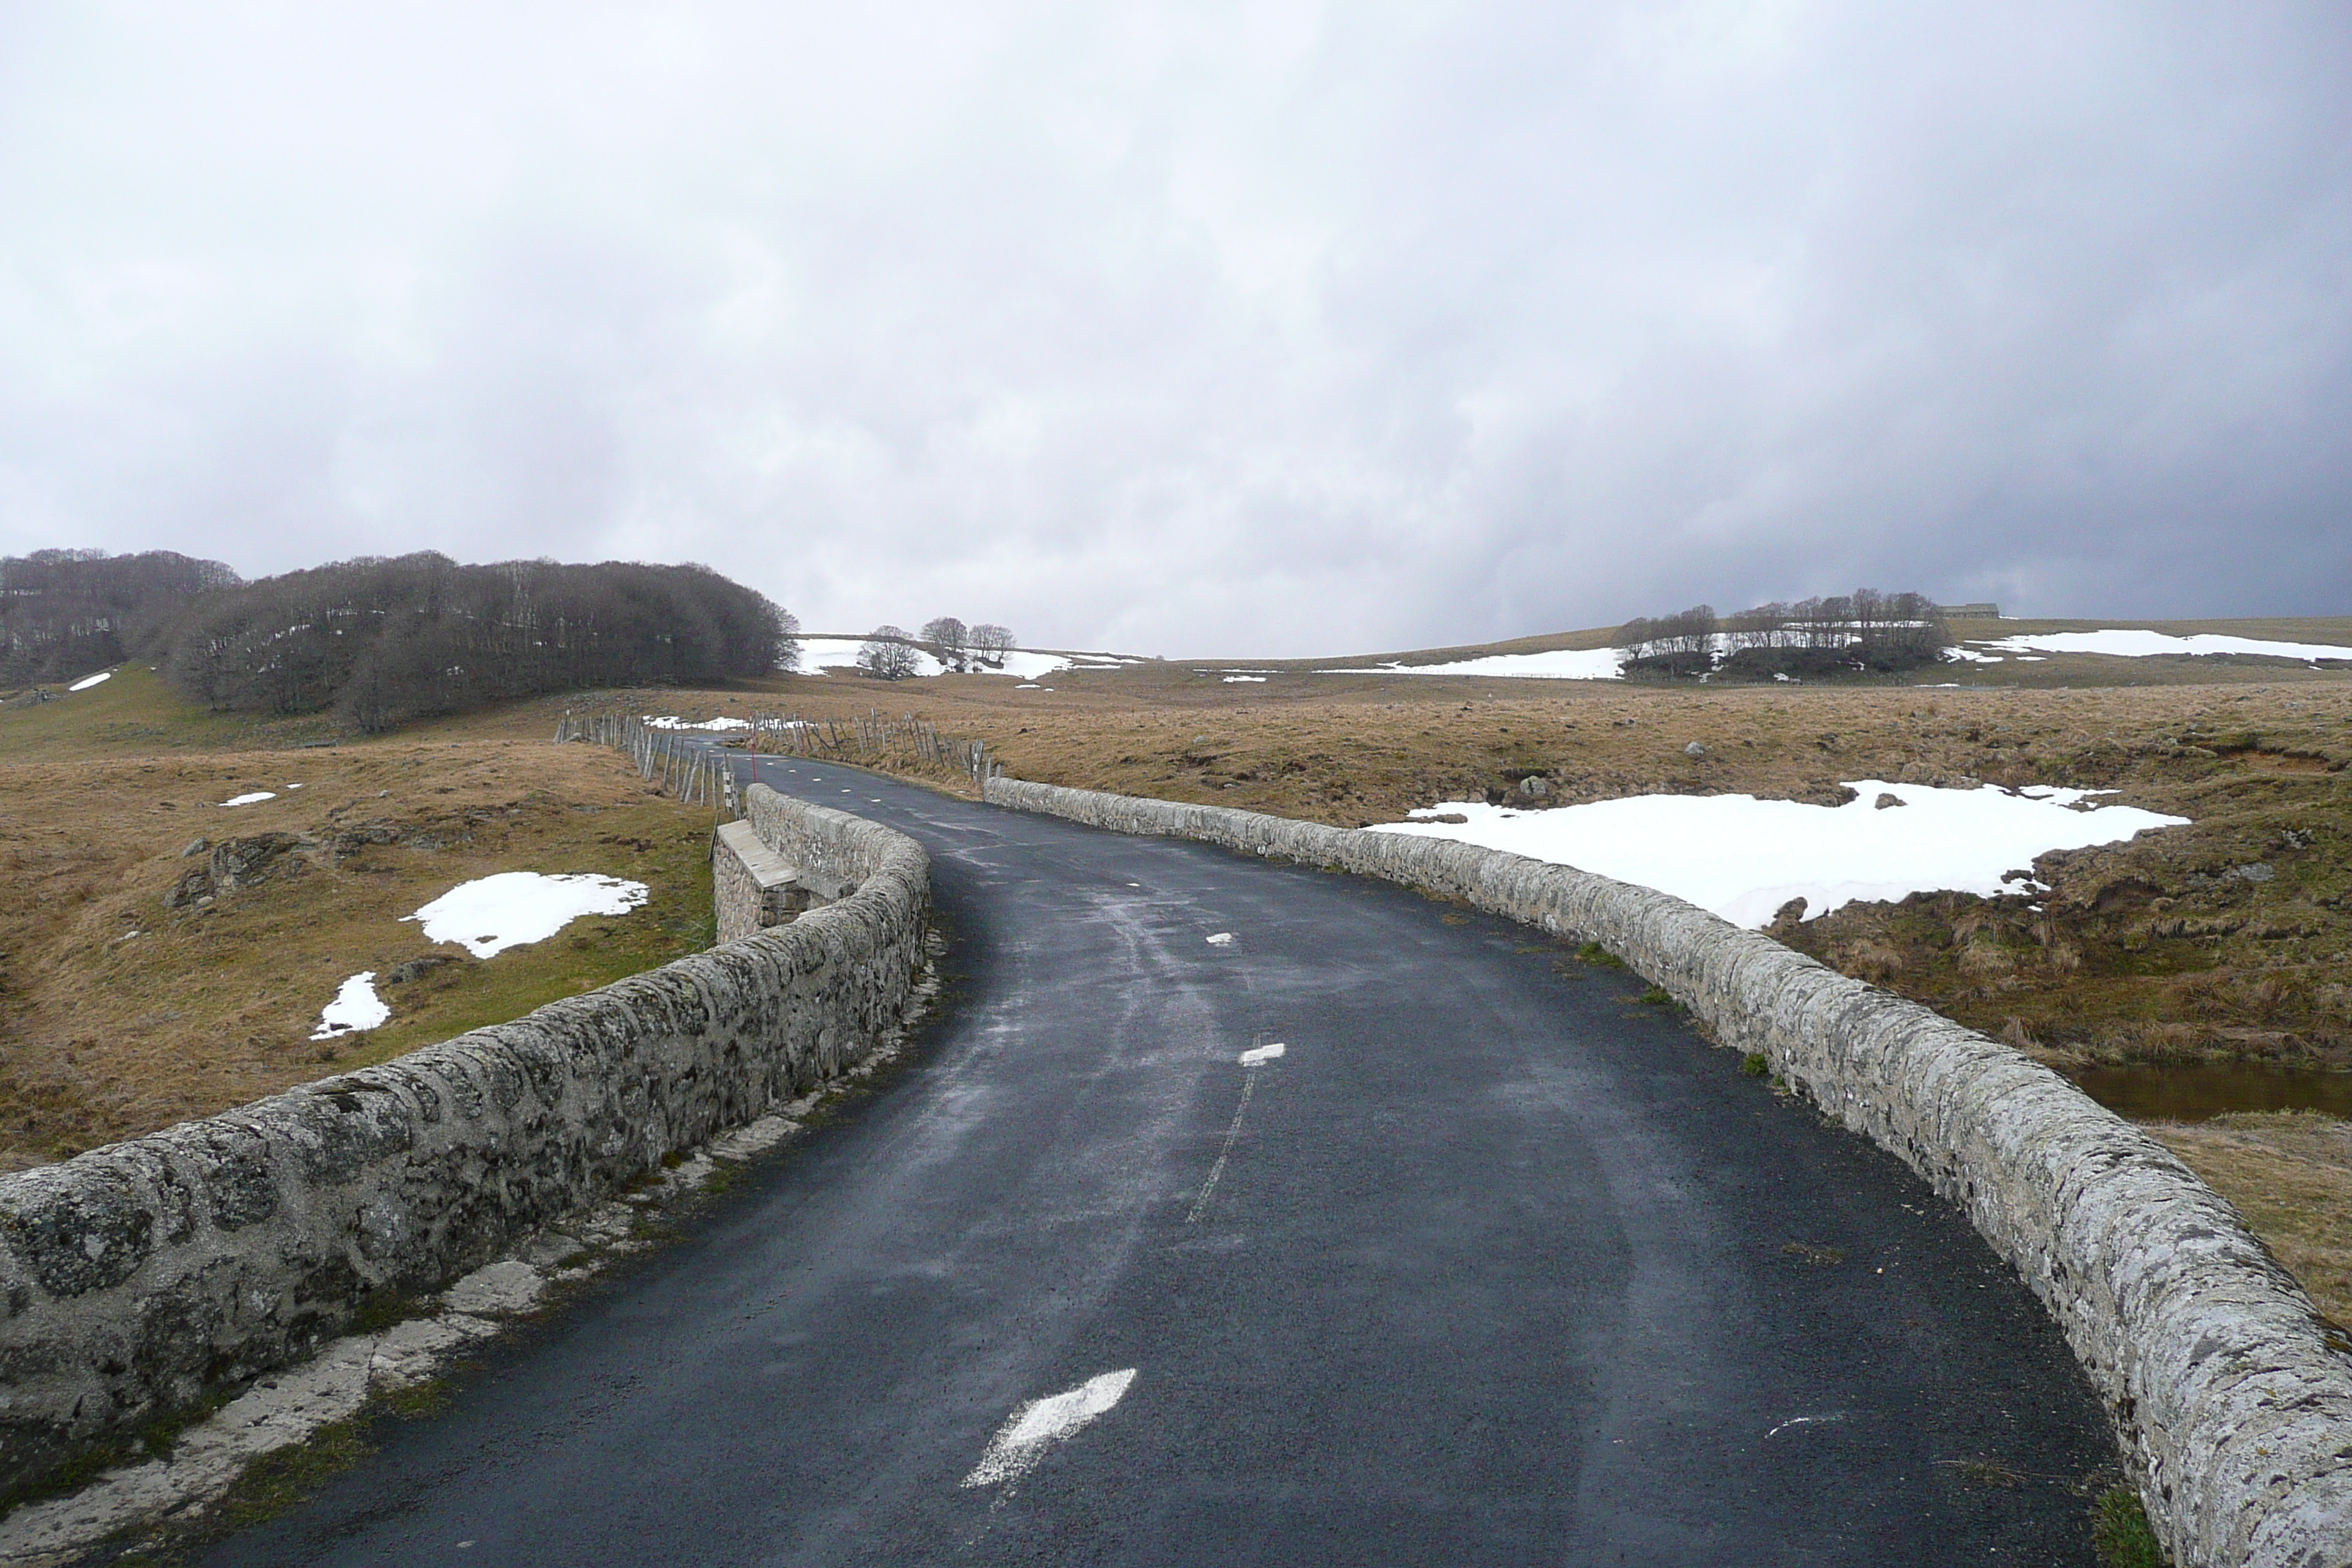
left=309, top=973, right=388, bottom=1040
left=644, top=715, right=752, bottom=731
left=1238, top=1041, right=1286, bottom=1066
left=962, top=1370, right=1137, bottom=1488
left=67, top=670, right=114, bottom=692
left=1326, top=648, right=1625, bottom=681
left=404, top=872, right=649, bottom=958
left=218, top=791, right=276, bottom=807
left=1372, top=781, right=2186, bottom=928
left=990, top=649, right=1085, bottom=679
left=1222, top=674, right=1267, bottom=683
left=1205, top=932, right=1235, bottom=946
left=1961, top=630, right=2352, bottom=663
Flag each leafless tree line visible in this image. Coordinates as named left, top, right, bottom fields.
left=160, top=553, right=800, bottom=731
left=1616, top=590, right=1950, bottom=678
left=0, top=549, right=240, bottom=686
left=853, top=618, right=1016, bottom=679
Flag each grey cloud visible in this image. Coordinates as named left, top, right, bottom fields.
left=1, top=1, right=2345, bottom=656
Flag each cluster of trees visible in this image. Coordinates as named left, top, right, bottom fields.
left=1616, top=591, right=1950, bottom=679
left=916, top=617, right=1014, bottom=671
left=160, top=554, right=799, bottom=731
left=853, top=618, right=1017, bottom=679
left=0, top=549, right=240, bottom=686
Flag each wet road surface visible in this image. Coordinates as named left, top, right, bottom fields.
left=195, top=760, right=2117, bottom=1565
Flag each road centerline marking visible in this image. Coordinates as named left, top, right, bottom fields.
left=961, top=1369, right=1138, bottom=1488
left=1188, top=1036, right=1282, bottom=1224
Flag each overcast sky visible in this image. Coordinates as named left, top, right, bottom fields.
left=2, top=2, right=2346, bottom=656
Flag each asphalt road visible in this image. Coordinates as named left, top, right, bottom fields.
left=194, top=759, right=2118, bottom=1566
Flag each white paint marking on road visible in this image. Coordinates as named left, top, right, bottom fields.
left=1186, top=1074, right=1256, bottom=1224
left=1765, top=1412, right=1850, bottom=1439
left=1205, top=932, right=1235, bottom=946
left=960, top=1369, right=1138, bottom=1488
left=1188, top=1036, right=1286, bottom=1224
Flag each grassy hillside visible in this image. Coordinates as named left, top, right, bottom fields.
left=0, top=668, right=717, bottom=1169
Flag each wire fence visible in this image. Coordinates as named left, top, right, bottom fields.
left=555, top=706, right=999, bottom=804
left=554, top=711, right=742, bottom=816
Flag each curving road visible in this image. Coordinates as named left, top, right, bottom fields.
left=196, top=759, right=2117, bottom=1566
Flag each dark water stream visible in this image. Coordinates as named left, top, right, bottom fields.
left=2068, top=1065, right=2352, bottom=1123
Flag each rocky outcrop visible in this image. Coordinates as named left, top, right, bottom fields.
left=984, top=776, right=2352, bottom=1568
left=0, top=785, right=927, bottom=1499
left=159, top=832, right=311, bottom=909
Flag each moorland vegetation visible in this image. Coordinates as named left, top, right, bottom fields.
left=6, top=603, right=2351, bottom=1320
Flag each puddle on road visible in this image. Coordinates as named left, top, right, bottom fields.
left=2069, top=1064, right=2352, bottom=1123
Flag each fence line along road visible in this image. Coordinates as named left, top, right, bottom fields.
left=559, top=705, right=999, bottom=796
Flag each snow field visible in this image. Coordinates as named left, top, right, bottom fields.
left=1953, top=629, right=2352, bottom=663
left=791, top=638, right=1128, bottom=679
left=1325, top=648, right=1627, bottom=680
left=1371, top=781, right=2188, bottom=928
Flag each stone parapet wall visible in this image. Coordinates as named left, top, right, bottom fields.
left=712, top=820, right=814, bottom=944
left=984, top=776, right=2352, bottom=1568
left=0, top=785, right=927, bottom=1498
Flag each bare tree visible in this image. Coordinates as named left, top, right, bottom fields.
left=1, top=548, right=240, bottom=686
left=919, top=616, right=970, bottom=672
left=1616, top=606, right=1715, bottom=676
left=769, top=600, right=803, bottom=673
left=856, top=625, right=921, bottom=680
left=969, top=623, right=1014, bottom=667
left=1712, top=589, right=1950, bottom=679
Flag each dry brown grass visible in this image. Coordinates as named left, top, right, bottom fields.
left=499, top=655, right=2352, bottom=1074
left=2148, top=1112, right=2352, bottom=1327
left=0, top=718, right=717, bottom=1170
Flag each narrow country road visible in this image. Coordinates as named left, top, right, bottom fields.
left=194, top=759, right=2117, bottom=1566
